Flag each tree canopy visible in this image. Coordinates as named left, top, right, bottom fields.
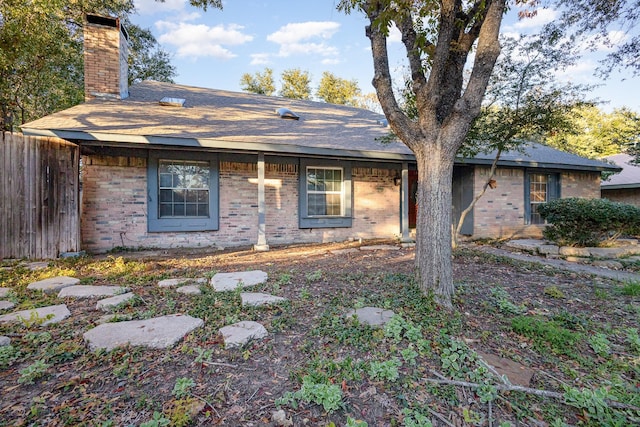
left=316, top=71, right=362, bottom=106
left=0, top=0, right=176, bottom=131
left=547, top=105, right=640, bottom=159
left=240, top=68, right=276, bottom=96
left=279, top=68, right=312, bottom=100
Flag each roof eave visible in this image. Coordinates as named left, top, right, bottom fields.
left=456, top=157, right=621, bottom=173
left=21, top=128, right=415, bottom=162
left=601, top=183, right=640, bottom=190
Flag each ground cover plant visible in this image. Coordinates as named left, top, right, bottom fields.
left=0, top=242, right=639, bottom=426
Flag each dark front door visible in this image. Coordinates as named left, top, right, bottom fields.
left=409, top=170, right=418, bottom=229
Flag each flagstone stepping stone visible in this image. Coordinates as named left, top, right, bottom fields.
left=359, top=245, right=400, bottom=251
left=241, top=293, right=288, bottom=307
left=475, top=350, right=534, bottom=387
left=83, top=314, right=204, bottom=351
left=0, top=301, right=16, bottom=311
left=345, top=306, right=395, bottom=327
left=330, top=248, right=359, bottom=255
left=58, top=285, right=129, bottom=299
left=219, top=321, right=268, bottom=348
left=176, top=285, right=202, bottom=295
left=96, top=292, right=136, bottom=311
left=211, top=270, right=268, bottom=292
left=0, top=304, right=71, bottom=326
left=0, top=288, right=11, bottom=298
left=25, top=261, right=49, bottom=271
left=0, top=336, right=10, bottom=346
left=27, top=276, right=79, bottom=294
left=158, top=277, right=207, bottom=288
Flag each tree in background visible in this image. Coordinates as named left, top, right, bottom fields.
left=0, top=0, right=176, bottom=131
left=547, top=106, right=640, bottom=159
left=279, top=68, right=312, bottom=100
left=126, top=24, right=176, bottom=86
left=240, top=68, right=276, bottom=96
left=339, top=0, right=507, bottom=307
left=316, top=71, right=362, bottom=106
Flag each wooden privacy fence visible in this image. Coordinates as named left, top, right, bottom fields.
left=1, top=132, right=80, bottom=259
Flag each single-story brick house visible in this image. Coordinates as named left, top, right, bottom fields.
left=601, top=153, right=640, bottom=206
left=21, top=15, right=618, bottom=253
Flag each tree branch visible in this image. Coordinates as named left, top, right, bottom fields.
left=424, top=376, right=640, bottom=411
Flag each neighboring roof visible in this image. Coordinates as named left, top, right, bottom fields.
left=22, top=80, right=617, bottom=172
left=601, top=153, right=640, bottom=189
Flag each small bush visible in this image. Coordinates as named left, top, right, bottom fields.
left=538, top=198, right=640, bottom=247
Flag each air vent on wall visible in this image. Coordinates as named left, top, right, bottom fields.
left=276, top=108, right=299, bottom=120
left=159, top=97, right=186, bottom=107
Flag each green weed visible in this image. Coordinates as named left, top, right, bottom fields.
left=490, top=287, right=526, bottom=315
left=544, top=286, right=566, bottom=299
left=368, top=358, right=401, bottom=382
left=140, top=412, right=170, bottom=427
left=172, top=377, right=195, bottom=398
left=0, top=345, right=19, bottom=369
left=276, top=375, right=343, bottom=413
left=18, top=359, right=50, bottom=384
left=588, top=333, right=611, bottom=357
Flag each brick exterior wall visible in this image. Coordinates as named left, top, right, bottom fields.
left=84, top=17, right=128, bottom=101
left=601, top=188, right=640, bottom=206
left=561, top=171, right=601, bottom=198
left=80, top=155, right=401, bottom=253
left=471, top=167, right=602, bottom=239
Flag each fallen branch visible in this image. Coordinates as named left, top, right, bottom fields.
left=423, top=376, right=640, bottom=411
left=201, top=361, right=238, bottom=369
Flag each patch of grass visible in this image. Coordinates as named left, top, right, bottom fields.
left=620, top=280, right=640, bottom=296
left=511, top=316, right=582, bottom=356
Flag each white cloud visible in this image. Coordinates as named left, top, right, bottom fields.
left=387, top=24, right=401, bottom=43
left=156, top=22, right=253, bottom=59
left=266, top=21, right=341, bottom=59
left=321, top=58, right=340, bottom=65
left=250, top=53, right=271, bottom=65
left=135, top=0, right=185, bottom=15
left=513, top=8, right=558, bottom=30
left=267, top=21, right=340, bottom=44
left=278, top=42, right=339, bottom=58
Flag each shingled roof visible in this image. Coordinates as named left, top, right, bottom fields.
left=21, top=80, right=617, bottom=172
left=602, top=153, right=640, bottom=188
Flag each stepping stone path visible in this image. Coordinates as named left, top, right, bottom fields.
left=241, top=292, right=288, bottom=307
left=83, top=314, right=204, bottom=351
left=211, top=270, right=268, bottom=292
left=346, top=306, right=396, bottom=327
left=0, top=301, right=16, bottom=311
left=219, top=321, right=268, bottom=348
left=158, top=277, right=207, bottom=288
left=27, top=276, right=79, bottom=294
left=176, top=285, right=201, bottom=295
left=58, top=285, right=129, bottom=299
left=0, top=287, right=11, bottom=298
left=0, top=336, right=10, bottom=346
left=96, top=292, right=136, bottom=312
left=0, top=304, right=71, bottom=326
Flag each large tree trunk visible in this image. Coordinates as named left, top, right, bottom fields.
left=415, top=143, right=456, bottom=308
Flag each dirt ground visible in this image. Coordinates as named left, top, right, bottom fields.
left=0, top=241, right=639, bottom=426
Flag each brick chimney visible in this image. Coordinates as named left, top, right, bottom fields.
left=84, top=14, right=129, bottom=101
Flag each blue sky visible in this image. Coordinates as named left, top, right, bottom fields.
left=131, top=0, right=639, bottom=112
